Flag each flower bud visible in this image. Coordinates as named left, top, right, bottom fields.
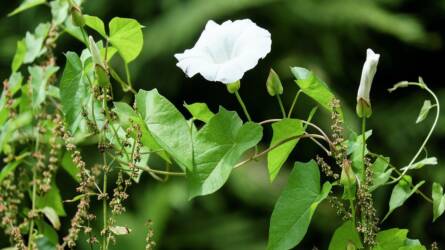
left=266, top=69, right=283, bottom=96
left=88, top=36, right=104, bottom=68
left=356, top=49, right=380, bottom=118
left=226, top=80, right=240, bottom=94
left=70, top=5, right=85, bottom=27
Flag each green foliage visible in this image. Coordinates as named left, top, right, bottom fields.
left=8, top=0, right=46, bottom=17
left=136, top=89, right=192, bottom=170
left=29, top=65, right=59, bottom=109
left=328, top=220, right=363, bottom=250
left=187, top=108, right=262, bottom=198
left=383, top=176, right=425, bottom=221
left=0, top=1, right=442, bottom=249
left=59, top=51, right=89, bottom=133
left=373, top=228, right=425, bottom=250
left=184, top=102, right=215, bottom=123
left=84, top=15, right=107, bottom=38
left=267, top=119, right=304, bottom=181
left=291, top=66, right=335, bottom=112
left=432, top=182, right=445, bottom=222
left=370, top=155, right=393, bottom=191
left=416, top=100, right=433, bottom=124
left=109, top=17, right=144, bottom=63
left=268, top=160, right=332, bottom=250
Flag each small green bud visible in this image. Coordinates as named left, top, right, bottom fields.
left=356, top=98, right=372, bottom=118
left=226, top=80, right=240, bottom=94
left=95, top=64, right=110, bottom=88
left=70, top=6, right=85, bottom=27
left=266, top=69, right=283, bottom=96
left=88, top=36, right=104, bottom=68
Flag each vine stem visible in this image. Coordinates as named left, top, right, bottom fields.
left=368, top=152, right=433, bottom=203
left=28, top=131, right=40, bottom=249
left=276, top=95, right=286, bottom=118
left=234, top=90, right=253, bottom=122
left=387, top=83, right=440, bottom=184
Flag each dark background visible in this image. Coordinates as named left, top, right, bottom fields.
left=1, top=0, right=444, bottom=249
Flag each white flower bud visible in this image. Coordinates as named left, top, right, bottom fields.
left=356, top=49, right=380, bottom=118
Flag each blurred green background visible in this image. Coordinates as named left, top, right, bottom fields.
left=1, top=0, right=445, bottom=249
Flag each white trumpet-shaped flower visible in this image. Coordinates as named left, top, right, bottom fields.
left=356, top=48, right=380, bottom=118
left=175, top=19, right=271, bottom=84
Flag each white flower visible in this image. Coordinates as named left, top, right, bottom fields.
left=357, top=48, right=380, bottom=105
left=175, top=19, right=271, bottom=84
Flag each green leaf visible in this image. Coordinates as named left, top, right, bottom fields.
left=370, top=156, right=393, bottom=191
left=59, top=52, right=90, bottom=133
left=24, top=23, right=51, bottom=64
left=184, top=102, right=215, bottom=123
left=35, top=234, right=57, bottom=250
left=268, top=160, right=332, bottom=250
left=267, top=119, right=305, bottom=181
left=36, top=220, right=58, bottom=246
left=113, top=102, right=171, bottom=163
left=84, top=15, right=107, bottom=38
left=432, top=182, right=445, bottom=222
left=0, top=160, right=22, bottom=182
left=35, top=181, right=66, bottom=216
left=41, top=207, right=61, bottom=230
left=373, top=228, right=408, bottom=250
left=347, top=130, right=372, bottom=182
left=136, top=89, right=192, bottom=170
left=0, top=112, right=33, bottom=154
left=61, top=152, right=80, bottom=182
left=328, top=220, right=363, bottom=250
left=8, top=0, right=46, bottom=16
left=28, top=65, right=59, bottom=109
left=383, top=176, right=425, bottom=221
left=50, top=0, right=69, bottom=25
left=109, top=17, right=143, bottom=63
left=187, top=108, right=262, bottom=199
left=291, top=66, right=335, bottom=111
left=416, top=100, right=433, bottom=124
left=401, top=157, right=437, bottom=171
left=11, top=40, right=26, bottom=72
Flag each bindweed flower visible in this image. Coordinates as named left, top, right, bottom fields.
left=356, top=48, right=380, bottom=118
left=175, top=19, right=271, bottom=84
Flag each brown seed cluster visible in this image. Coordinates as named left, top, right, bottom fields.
left=145, top=220, right=156, bottom=250
left=54, top=114, right=98, bottom=248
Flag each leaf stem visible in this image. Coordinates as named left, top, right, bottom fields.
left=276, top=95, right=286, bottom=118
left=287, top=90, right=302, bottom=118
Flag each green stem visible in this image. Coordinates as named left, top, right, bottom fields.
left=124, top=63, right=133, bottom=89
left=234, top=91, right=253, bottom=122
left=388, top=83, right=440, bottom=184
left=102, top=154, right=108, bottom=250
left=28, top=134, right=40, bottom=249
left=276, top=95, right=286, bottom=118
left=287, top=90, right=302, bottom=118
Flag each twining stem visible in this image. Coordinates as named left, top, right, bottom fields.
left=276, top=95, right=286, bottom=118
left=368, top=152, right=433, bottom=203
left=388, top=83, right=440, bottom=184
left=234, top=91, right=253, bottom=122
left=287, top=90, right=302, bottom=118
